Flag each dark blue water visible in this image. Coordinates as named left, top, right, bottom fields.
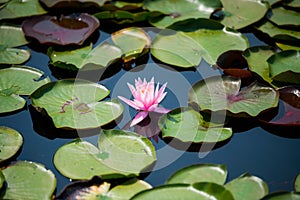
left=1, top=29, right=300, bottom=196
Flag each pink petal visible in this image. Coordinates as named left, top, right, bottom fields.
left=153, top=106, right=170, bottom=114
left=130, top=111, right=149, bottom=127
left=148, top=104, right=159, bottom=112
left=127, top=83, right=138, bottom=98
left=118, top=96, right=140, bottom=110
left=155, top=83, right=167, bottom=103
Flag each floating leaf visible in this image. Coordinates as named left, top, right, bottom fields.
left=166, top=164, right=227, bottom=185
left=111, top=27, right=150, bottom=62
left=30, top=79, right=123, bottom=129
left=188, top=76, right=279, bottom=117
left=0, top=25, right=28, bottom=47
left=0, top=66, right=50, bottom=114
left=54, top=130, right=156, bottom=180
left=158, top=107, right=232, bottom=144
left=268, top=50, right=300, bottom=84
left=151, top=31, right=203, bottom=68
left=225, top=173, right=269, bottom=200
left=0, top=0, right=47, bottom=20
left=295, top=173, right=300, bottom=192
left=243, top=46, right=277, bottom=87
left=276, top=42, right=300, bottom=51
left=218, top=0, right=269, bottom=29
left=40, top=0, right=107, bottom=8
left=269, top=7, right=300, bottom=28
left=0, top=126, right=23, bottom=163
left=94, top=10, right=150, bottom=24
left=261, top=192, right=300, bottom=199
left=0, top=171, right=4, bottom=189
left=48, top=42, right=122, bottom=70
left=0, top=161, right=56, bottom=200
left=216, top=50, right=248, bottom=69
left=22, top=13, right=99, bottom=46
left=143, top=0, right=222, bottom=28
left=185, top=27, right=249, bottom=65
left=131, top=182, right=234, bottom=200
left=0, top=47, right=30, bottom=64
left=283, top=0, right=300, bottom=10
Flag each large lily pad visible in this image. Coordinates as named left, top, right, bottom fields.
left=185, top=27, right=249, bottom=65
left=158, top=107, right=232, bottom=145
left=243, top=46, right=277, bottom=87
left=0, top=0, right=47, bottom=20
left=54, top=130, right=156, bottom=180
left=0, top=25, right=28, bottom=47
left=22, top=13, right=99, bottom=46
left=267, top=50, right=300, bottom=84
left=188, top=76, right=279, bottom=117
left=143, top=0, right=222, bottom=28
left=0, top=161, right=56, bottom=200
left=218, top=0, right=269, bottom=29
left=30, top=79, right=123, bottom=129
left=111, top=27, right=151, bottom=62
left=0, top=126, right=23, bottom=163
left=0, top=66, right=50, bottom=114
left=151, top=31, right=203, bottom=68
left=131, top=182, right=234, bottom=200
left=0, top=47, right=30, bottom=64
left=166, top=163, right=227, bottom=185
left=225, top=173, right=269, bottom=200
left=40, top=0, right=107, bottom=8
left=269, top=7, right=300, bottom=28
left=48, top=42, right=122, bottom=70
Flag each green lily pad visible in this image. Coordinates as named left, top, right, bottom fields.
left=0, top=170, right=4, bottom=189
left=256, top=20, right=300, bottom=43
left=188, top=76, right=279, bottom=117
left=276, top=42, right=300, bottom=51
left=0, top=126, right=23, bottom=163
left=40, top=0, right=107, bottom=8
left=0, top=66, right=50, bottom=114
left=131, top=182, right=234, bottom=200
left=94, top=10, right=150, bottom=24
left=261, top=192, right=300, bottom=200
left=158, top=107, right=232, bottom=144
left=0, top=47, right=30, bottom=64
left=268, top=50, right=300, bottom=84
left=218, top=0, right=269, bottom=29
left=0, top=25, right=28, bottom=47
left=143, top=0, right=222, bottom=28
left=283, top=0, right=300, bottom=9
left=111, top=27, right=151, bottom=62
left=225, top=173, right=269, bottom=200
left=295, top=173, right=300, bottom=192
left=185, top=27, right=249, bottom=65
left=269, top=7, right=300, bottom=28
left=151, top=31, right=203, bottom=68
left=243, top=46, right=277, bottom=87
left=0, top=0, right=47, bottom=20
left=54, top=130, right=156, bottom=180
left=48, top=42, right=122, bottom=71
left=0, top=161, right=56, bottom=200
left=166, top=163, right=227, bottom=185
left=30, top=79, right=123, bottom=129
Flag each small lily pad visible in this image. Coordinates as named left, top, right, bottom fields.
left=225, top=173, right=269, bottom=200
left=48, top=42, right=122, bottom=70
left=269, top=7, right=300, bottom=28
left=268, top=50, right=300, bottom=84
left=22, top=13, right=99, bottom=46
left=30, top=79, right=123, bottom=129
left=0, top=25, right=28, bottom=47
left=0, top=161, right=56, bottom=200
left=0, top=0, right=47, bottom=20
left=188, top=76, right=279, bottom=117
left=166, top=163, right=227, bottom=185
left=143, top=0, right=222, bottom=28
left=0, top=66, right=50, bottom=114
left=0, top=126, right=23, bottom=163
left=261, top=192, right=300, bottom=200
left=151, top=31, right=203, bottom=68
left=111, top=27, right=151, bottom=62
left=54, top=130, right=156, bottom=180
left=0, top=47, right=30, bottom=64
left=218, top=0, right=269, bottom=29
left=295, top=173, right=300, bottom=192
left=40, top=0, right=107, bottom=8
left=131, top=182, right=234, bottom=200
left=158, top=107, right=232, bottom=144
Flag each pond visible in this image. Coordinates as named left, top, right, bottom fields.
left=0, top=0, right=300, bottom=199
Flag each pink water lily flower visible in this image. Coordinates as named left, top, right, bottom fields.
left=118, top=77, right=170, bottom=127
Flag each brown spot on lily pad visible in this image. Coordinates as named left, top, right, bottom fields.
left=22, top=13, right=99, bottom=46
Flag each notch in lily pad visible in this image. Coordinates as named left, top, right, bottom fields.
left=30, top=79, right=123, bottom=129
left=22, top=13, right=100, bottom=46
left=0, top=66, right=50, bottom=114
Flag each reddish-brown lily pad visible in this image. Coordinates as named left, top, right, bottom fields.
left=22, top=13, right=99, bottom=46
